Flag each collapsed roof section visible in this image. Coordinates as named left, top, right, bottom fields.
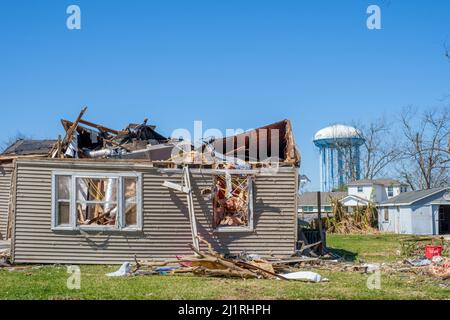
left=58, top=118, right=171, bottom=161
left=211, top=119, right=300, bottom=165
left=1, top=107, right=300, bottom=167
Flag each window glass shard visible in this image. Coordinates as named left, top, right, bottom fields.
left=58, top=202, right=70, bottom=225
left=57, top=175, right=71, bottom=200
left=76, top=203, right=118, bottom=226
left=75, top=177, right=119, bottom=227
left=76, top=178, right=118, bottom=202
left=124, top=177, right=138, bottom=227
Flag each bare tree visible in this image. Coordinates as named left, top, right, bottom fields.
left=329, top=118, right=400, bottom=183
left=398, top=106, right=450, bottom=190
left=353, top=117, right=402, bottom=180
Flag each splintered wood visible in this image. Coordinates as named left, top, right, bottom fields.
left=134, top=236, right=287, bottom=280
left=213, top=171, right=251, bottom=228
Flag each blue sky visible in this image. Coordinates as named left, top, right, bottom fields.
left=0, top=0, right=449, bottom=189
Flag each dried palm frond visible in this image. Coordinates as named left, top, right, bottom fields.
left=325, top=197, right=378, bottom=234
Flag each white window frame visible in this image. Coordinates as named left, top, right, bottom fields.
left=387, top=186, right=394, bottom=197
left=213, top=175, right=254, bottom=233
left=51, top=171, right=143, bottom=232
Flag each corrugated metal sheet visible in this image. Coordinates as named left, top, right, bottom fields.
left=0, top=163, right=13, bottom=240
left=12, top=160, right=297, bottom=264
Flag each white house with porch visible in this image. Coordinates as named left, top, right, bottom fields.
left=298, top=179, right=409, bottom=221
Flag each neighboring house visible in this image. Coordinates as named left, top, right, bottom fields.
left=298, top=179, right=410, bottom=222
left=378, top=187, right=450, bottom=235
left=0, top=118, right=301, bottom=264
left=298, top=191, right=347, bottom=222
left=341, top=179, right=409, bottom=208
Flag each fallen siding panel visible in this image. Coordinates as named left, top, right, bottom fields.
left=13, top=160, right=297, bottom=264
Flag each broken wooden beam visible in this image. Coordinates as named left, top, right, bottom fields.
left=162, top=181, right=190, bottom=194
left=78, top=118, right=124, bottom=135
left=53, top=106, right=87, bottom=158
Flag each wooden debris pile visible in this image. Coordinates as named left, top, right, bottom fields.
left=132, top=234, right=450, bottom=281
left=49, top=107, right=174, bottom=161
left=134, top=236, right=287, bottom=280
left=1, top=106, right=300, bottom=170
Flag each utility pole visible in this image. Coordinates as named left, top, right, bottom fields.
left=317, top=191, right=324, bottom=255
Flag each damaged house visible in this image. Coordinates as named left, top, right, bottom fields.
left=0, top=108, right=300, bottom=264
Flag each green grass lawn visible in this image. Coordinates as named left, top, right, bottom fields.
left=0, top=234, right=449, bottom=300
left=327, top=233, right=409, bottom=262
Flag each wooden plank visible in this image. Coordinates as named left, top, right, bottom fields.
left=53, top=106, right=88, bottom=158
left=162, top=181, right=190, bottom=194
left=184, top=166, right=199, bottom=251
left=78, top=119, right=123, bottom=135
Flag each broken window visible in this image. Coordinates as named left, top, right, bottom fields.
left=76, top=178, right=119, bottom=227
left=213, top=174, right=253, bottom=230
left=52, top=173, right=142, bottom=231
left=124, top=177, right=138, bottom=227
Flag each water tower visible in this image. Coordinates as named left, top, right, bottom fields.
left=314, top=124, right=365, bottom=192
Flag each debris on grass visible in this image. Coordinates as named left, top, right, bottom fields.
left=399, top=236, right=449, bottom=258
left=428, top=257, right=450, bottom=280
left=0, top=247, right=11, bottom=268
left=405, top=258, right=432, bottom=267
left=126, top=234, right=450, bottom=283
left=133, top=236, right=288, bottom=280
left=277, top=271, right=328, bottom=282
left=105, top=262, right=132, bottom=277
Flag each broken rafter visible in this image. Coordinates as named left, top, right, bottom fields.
left=234, top=260, right=288, bottom=280
left=78, top=119, right=125, bottom=135
left=188, top=243, right=259, bottom=279
left=52, top=106, right=88, bottom=158
left=102, top=139, right=132, bottom=151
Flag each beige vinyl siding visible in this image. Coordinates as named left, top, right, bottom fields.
left=12, top=160, right=297, bottom=264
left=0, top=163, right=13, bottom=240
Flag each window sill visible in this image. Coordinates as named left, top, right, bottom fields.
left=51, top=226, right=74, bottom=232
left=52, top=226, right=143, bottom=233
left=213, top=227, right=254, bottom=233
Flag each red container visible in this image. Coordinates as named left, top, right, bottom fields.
left=425, top=245, right=443, bottom=259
